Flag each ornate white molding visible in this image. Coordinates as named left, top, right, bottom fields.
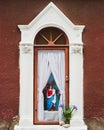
left=70, top=44, right=83, bottom=54
left=20, top=45, right=33, bottom=54
left=18, top=2, right=85, bottom=44
left=71, top=46, right=83, bottom=54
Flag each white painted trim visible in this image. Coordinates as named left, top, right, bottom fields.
left=15, top=124, right=87, bottom=130
left=15, top=2, right=87, bottom=130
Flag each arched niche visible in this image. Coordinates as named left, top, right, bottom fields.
left=15, top=2, right=87, bottom=130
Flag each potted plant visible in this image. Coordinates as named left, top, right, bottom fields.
left=59, top=104, right=78, bottom=125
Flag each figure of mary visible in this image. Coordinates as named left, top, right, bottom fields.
left=46, top=85, right=56, bottom=111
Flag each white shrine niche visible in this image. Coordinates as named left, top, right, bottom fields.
left=15, top=2, right=87, bottom=130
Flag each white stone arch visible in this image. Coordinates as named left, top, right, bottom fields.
left=15, top=2, right=87, bottom=130
left=18, top=2, right=84, bottom=45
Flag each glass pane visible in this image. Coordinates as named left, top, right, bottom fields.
left=34, top=27, right=67, bottom=45
left=54, top=35, right=66, bottom=44
left=35, top=34, right=48, bottom=44
left=37, top=50, right=66, bottom=122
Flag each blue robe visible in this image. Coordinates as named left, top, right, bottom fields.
left=46, top=95, right=54, bottom=110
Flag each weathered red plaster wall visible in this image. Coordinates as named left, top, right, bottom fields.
left=0, top=0, right=104, bottom=120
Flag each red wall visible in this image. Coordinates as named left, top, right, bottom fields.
left=0, top=0, right=104, bottom=120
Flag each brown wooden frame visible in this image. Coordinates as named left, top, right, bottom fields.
left=34, top=46, right=69, bottom=124
left=34, top=27, right=69, bottom=125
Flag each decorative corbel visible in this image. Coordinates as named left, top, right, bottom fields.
left=19, top=44, right=33, bottom=54
left=70, top=44, right=83, bottom=54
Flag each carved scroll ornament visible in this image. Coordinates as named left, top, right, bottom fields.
left=20, top=44, right=33, bottom=54
left=71, top=45, right=83, bottom=54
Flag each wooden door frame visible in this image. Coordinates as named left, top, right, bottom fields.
left=34, top=46, right=69, bottom=124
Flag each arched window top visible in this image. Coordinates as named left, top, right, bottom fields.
left=34, top=27, right=69, bottom=46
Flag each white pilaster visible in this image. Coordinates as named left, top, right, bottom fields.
left=19, top=44, right=33, bottom=126
left=70, top=43, right=85, bottom=126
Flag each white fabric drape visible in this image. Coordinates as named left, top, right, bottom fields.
left=38, top=51, right=51, bottom=120
left=38, top=50, right=65, bottom=121
left=49, top=51, right=65, bottom=93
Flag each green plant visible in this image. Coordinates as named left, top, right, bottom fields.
left=59, top=104, right=78, bottom=124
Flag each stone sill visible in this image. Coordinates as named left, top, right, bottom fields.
left=15, top=124, right=87, bottom=130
